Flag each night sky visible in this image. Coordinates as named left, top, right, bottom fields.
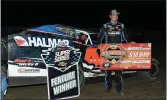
left=2, top=1, right=166, bottom=30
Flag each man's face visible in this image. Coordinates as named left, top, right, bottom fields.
left=110, top=14, right=118, bottom=22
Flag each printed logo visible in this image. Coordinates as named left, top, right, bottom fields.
left=13, top=36, right=69, bottom=48
left=14, top=36, right=29, bottom=46
left=17, top=68, right=40, bottom=73
left=41, top=41, right=81, bottom=72
left=101, top=44, right=126, bottom=64
left=108, top=31, right=121, bottom=35
left=13, top=58, right=39, bottom=67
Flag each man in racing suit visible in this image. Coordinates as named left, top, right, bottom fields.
left=98, top=9, right=129, bottom=95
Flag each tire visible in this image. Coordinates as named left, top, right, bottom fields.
left=138, top=58, right=160, bottom=81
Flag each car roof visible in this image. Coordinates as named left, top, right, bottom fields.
left=29, top=24, right=97, bottom=35
left=28, top=24, right=69, bottom=36
left=5, top=24, right=98, bottom=38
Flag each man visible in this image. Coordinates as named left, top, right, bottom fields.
left=98, top=9, right=129, bottom=95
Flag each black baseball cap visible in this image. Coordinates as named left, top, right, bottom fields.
left=110, top=9, right=120, bottom=15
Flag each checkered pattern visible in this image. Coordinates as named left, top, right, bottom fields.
left=70, top=53, right=80, bottom=63
left=42, top=49, right=80, bottom=67
left=43, top=52, right=55, bottom=64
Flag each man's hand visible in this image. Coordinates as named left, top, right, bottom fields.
left=130, top=41, right=136, bottom=44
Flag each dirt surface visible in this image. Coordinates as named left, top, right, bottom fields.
left=5, top=74, right=166, bottom=100
left=4, top=43, right=166, bottom=100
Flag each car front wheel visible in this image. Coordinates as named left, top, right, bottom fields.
left=138, top=58, right=160, bottom=81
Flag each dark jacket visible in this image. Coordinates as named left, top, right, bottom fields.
left=98, top=21, right=129, bottom=44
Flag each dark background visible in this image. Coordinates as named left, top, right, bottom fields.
left=1, top=1, right=166, bottom=43
left=2, top=1, right=165, bottom=29
left=2, top=1, right=166, bottom=65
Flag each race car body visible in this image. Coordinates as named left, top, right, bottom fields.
left=2, top=24, right=160, bottom=87
left=4, top=24, right=96, bottom=86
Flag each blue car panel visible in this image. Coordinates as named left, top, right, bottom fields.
left=29, top=24, right=76, bottom=37
left=30, top=25, right=66, bottom=35
left=1, top=75, right=7, bottom=100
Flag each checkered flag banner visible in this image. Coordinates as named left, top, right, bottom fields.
left=41, top=42, right=81, bottom=72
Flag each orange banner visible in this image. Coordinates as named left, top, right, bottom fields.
left=84, top=43, right=152, bottom=71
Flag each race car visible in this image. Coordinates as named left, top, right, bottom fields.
left=2, top=24, right=160, bottom=89
left=2, top=24, right=95, bottom=88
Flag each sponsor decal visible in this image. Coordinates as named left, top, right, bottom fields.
left=108, top=31, right=121, bottom=35
left=131, top=60, right=150, bottom=63
left=14, top=36, right=69, bottom=48
left=13, top=59, right=39, bottom=67
left=141, top=65, right=151, bottom=68
left=14, top=36, right=29, bottom=46
left=17, top=68, right=40, bottom=73
left=120, top=61, right=132, bottom=64
left=127, top=47, right=143, bottom=50
left=41, top=41, right=81, bottom=100
left=14, top=59, right=31, bottom=63
left=41, top=41, right=81, bottom=72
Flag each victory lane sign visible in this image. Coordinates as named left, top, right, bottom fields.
left=41, top=41, right=81, bottom=100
